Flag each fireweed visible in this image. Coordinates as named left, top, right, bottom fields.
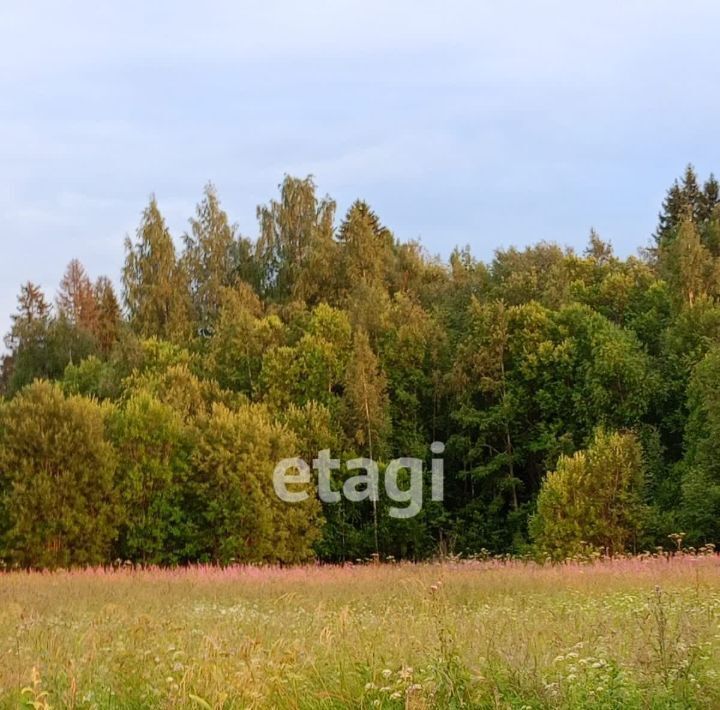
left=273, top=441, right=445, bottom=518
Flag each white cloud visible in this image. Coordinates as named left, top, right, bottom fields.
left=2, top=0, right=720, bottom=342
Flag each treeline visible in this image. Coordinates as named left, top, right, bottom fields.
left=2, top=168, right=720, bottom=567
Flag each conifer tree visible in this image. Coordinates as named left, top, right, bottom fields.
left=3, top=283, right=54, bottom=392
left=337, top=200, right=394, bottom=292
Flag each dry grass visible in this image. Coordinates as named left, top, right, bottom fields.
left=1, top=555, right=719, bottom=708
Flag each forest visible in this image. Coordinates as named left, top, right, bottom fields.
left=2, top=165, right=719, bottom=568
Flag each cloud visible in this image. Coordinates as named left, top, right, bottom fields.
left=2, top=0, right=720, bottom=341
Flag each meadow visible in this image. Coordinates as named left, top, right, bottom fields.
left=0, top=556, right=718, bottom=709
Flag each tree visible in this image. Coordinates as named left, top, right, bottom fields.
left=109, top=392, right=196, bottom=564
left=659, top=218, right=719, bottom=306
left=56, top=259, right=98, bottom=332
left=256, top=175, right=336, bottom=301
left=490, top=242, right=571, bottom=307
left=122, top=197, right=191, bottom=340
left=530, top=429, right=647, bottom=560
left=3, top=283, right=55, bottom=393
left=337, top=201, right=394, bottom=294
left=451, top=298, right=522, bottom=512
left=380, top=293, right=443, bottom=457
left=678, top=347, right=720, bottom=543
left=260, top=303, right=351, bottom=410
left=5, top=282, right=51, bottom=351
left=192, top=403, right=322, bottom=563
left=182, top=183, right=239, bottom=326
left=0, top=381, right=118, bottom=568
left=93, top=276, right=123, bottom=353
left=655, top=164, right=701, bottom=249
left=584, top=229, right=614, bottom=265
left=654, top=165, right=720, bottom=253
left=342, top=328, right=391, bottom=554
left=204, top=284, right=280, bottom=396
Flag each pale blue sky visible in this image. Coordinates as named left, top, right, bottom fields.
left=2, top=1, right=720, bottom=339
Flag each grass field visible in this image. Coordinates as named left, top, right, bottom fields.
left=1, top=556, right=719, bottom=709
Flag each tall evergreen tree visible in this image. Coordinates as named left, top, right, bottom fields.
left=3, top=282, right=53, bottom=392
left=337, top=200, right=394, bottom=292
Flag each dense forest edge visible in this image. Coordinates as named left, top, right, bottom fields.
left=2, top=166, right=720, bottom=568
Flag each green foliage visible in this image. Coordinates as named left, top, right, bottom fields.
left=205, top=286, right=283, bottom=395
left=679, top=347, right=720, bottom=543
left=122, top=197, right=192, bottom=340
left=182, top=183, right=242, bottom=326
left=109, top=392, right=196, bottom=563
left=531, top=429, right=647, bottom=559
left=256, top=175, right=337, bottom=302
left=192, top=404, right=322, bottom=563
left=0, top=381, right=118, bottom=567
left=5, top=168, right=720, bottom=565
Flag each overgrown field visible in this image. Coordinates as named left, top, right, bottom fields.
left=1, top=556, right=719, bottom=709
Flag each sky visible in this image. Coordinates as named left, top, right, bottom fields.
left=2, top=0, right=720, bottom=340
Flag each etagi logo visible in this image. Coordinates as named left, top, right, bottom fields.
left=273, top=442, right=445, bottom=519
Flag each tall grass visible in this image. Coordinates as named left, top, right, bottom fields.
left=1, top=555, right=719, bottom=708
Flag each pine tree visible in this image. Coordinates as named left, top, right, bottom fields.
left=700, top=174, right=720, bottom=223
left=452, top=298, right=521, bottom=510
